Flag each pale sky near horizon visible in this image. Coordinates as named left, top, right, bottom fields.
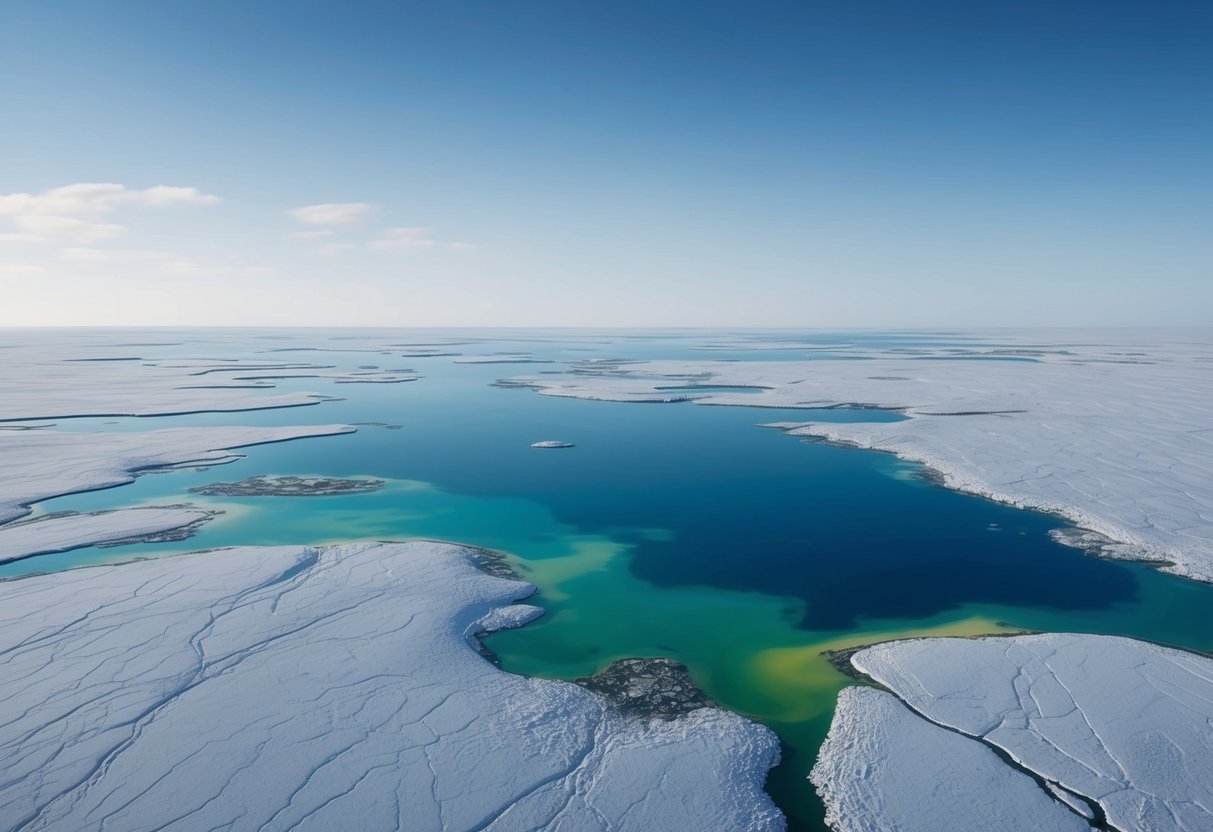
left=1, top=1, right=1210, bottom=327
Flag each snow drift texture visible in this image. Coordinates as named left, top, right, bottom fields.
left=0, top=541, right=783, bottom=832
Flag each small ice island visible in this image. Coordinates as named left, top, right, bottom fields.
left=531, top=440, right=575, bottom=448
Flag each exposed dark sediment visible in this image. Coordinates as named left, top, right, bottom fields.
left=467, top=546, right=525, bottom=582
left=189, top=475, right=385, bottom=497
left=574, top=657, right=715, bottom=719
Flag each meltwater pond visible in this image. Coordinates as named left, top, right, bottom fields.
left=14, top=335, right=1213, bottom=832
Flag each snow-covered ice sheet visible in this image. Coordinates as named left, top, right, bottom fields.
left=0, top=506, right=216, bottom=563
left=810, top=686, right=1092, bottom=832
left=507, top=330, right=1213, bottom=580
left=0, top=424, right=354, bottom=525
left=0, top=541, right=783, bottom=831
left=850, top=633, right=1213, bottom=832
left=0, top=347, right=329, bottom=420
left=0, top=330, right=443, bottom=421
left=0, top=332, right=365, bottom=552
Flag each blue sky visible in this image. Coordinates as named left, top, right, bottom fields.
left=1, top=1, right=1210, bottom=326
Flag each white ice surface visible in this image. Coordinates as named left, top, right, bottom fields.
left=507, top=331, right=1213, bottom=579
left=810, top=686, right=1091, bottom=832
left=0, top=541, right=783, bottom=832
left=0, top=424, right=354, bottom=525
left=0, top=329, right=443, bottom=420
left=0, top=349, right=331, bottom=420
left=0, top=507, right=215, bottom=563
left=851, top=633, right=1213, bottom=832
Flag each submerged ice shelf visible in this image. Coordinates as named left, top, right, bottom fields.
left=0, top=541, right=782, bottom=832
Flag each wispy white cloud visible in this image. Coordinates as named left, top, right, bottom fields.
left=157, top=260, right=217, bottom=276
left=12, top=215, right=126, bottom=243
left=157, top=260, right=280, bottom=278
left=289, top=202, right=372, bottom=225
left=316, top=242, right=357, bottom=256
left=0, top=263, right=44, bottom=277
left=366, top=227, right=474, bottom=253
left=0, top=182, right=221, bottom=245
left=0, top=183, right=220, bottom=216
left=133, top=186, right=222, bottom=208
left=60, top=247, right=173, bottom=262
left=0, top=232, right=44, bottom=245
left=290, top=229, right=334, bottom=239
left=368, top=226, right=436, bottom=251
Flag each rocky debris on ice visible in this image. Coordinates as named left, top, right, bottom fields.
left=843, top=633, right=1213, bottom=832
left=811, top=686, right=1093, bottom=832
left=0, top=507, right=218, bottom=564
left=575, top=657, right=717, bottom=719
left=0, top=541, right=784, bottom=831
left=189, top=474, right=384, bottom=497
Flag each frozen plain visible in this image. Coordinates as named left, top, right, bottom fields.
left=810, top=686, right=1093, bottom=832
left=814, top=633, right=1213, bottom=832
left=0, top=424, right=356, bottom=525
left=0, top=506, right=215, bottom=564
left=850, top=634, right=1213, bottom=832
left=0, top=541, right=782, bottom=831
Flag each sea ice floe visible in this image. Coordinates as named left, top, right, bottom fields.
left=830, top=633, right=1213, bottom=832
left=0, top=424, right=354, bottom=525
left=0, top=541, right=783, bottom=831
left=811, top=685, right=1092, bottom=832
left=0, top=507, right=216, bottom=564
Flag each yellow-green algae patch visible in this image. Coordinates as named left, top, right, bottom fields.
left=745, top=616, right=1014, bottom=722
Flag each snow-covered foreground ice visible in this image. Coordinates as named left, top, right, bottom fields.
left=0, top=507, right=216, bottom=563
left=814, top=633, right=1213, bottom=832
left=0, top=540, right=783, bottom=832
left=507, top=332, right=1213, bottom=580
left=810, top=686, right=1092, bottom=832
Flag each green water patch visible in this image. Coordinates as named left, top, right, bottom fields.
left=488, top=533, right=1213, bottom=831
left=485, top=533, right=1027, bottom=829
